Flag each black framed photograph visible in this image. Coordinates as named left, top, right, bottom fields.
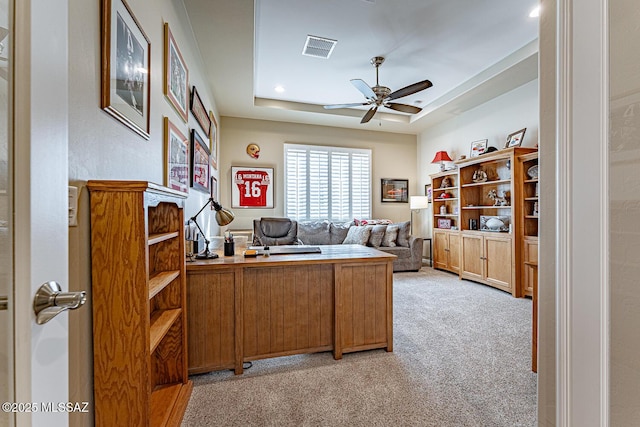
left=190, top=86, right=212, bottom=137
left=101, top=0, right=151, bottom=139
left=210, top=175, right=218, bottom=204
left=164, top=23, right=189, bottom=122
left=163, top=117, right=189, bottom=194
left=505, top=128, right=526, bottom=148
left=381, top=178, right=408, bottom=203
left=190, top=129, right=210, bottom=193
left=470, top=139, right=488, bottom=157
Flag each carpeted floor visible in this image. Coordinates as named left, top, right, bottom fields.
left=182, top=267, right=537, bottom=426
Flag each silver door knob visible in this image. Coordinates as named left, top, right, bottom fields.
left=33, top=281, right=86, bottom=325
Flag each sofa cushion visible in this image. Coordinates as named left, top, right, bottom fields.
left=378, top=246, right=412, bottom=259
left=342, top=226, right=371, bottom=245
left=396, top=221, right=411, bottom=247
left=298, top=220, right=331, bottom=245
left=330, top=221, right=353, bottom=244
left=367, top=225, right=387, bottom=247
left=354, top=218, right=393, bottom=226
left=381, top=224, right=399, bottom=247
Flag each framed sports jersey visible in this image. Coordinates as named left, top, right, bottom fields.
left=231, top=166, right=274, bottom=208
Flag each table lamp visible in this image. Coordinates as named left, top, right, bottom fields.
left=409, top=195, right=429, bottom=234
left=431, top=151, right=452, bottom=171
left=189, top=198, right=235, bottom=259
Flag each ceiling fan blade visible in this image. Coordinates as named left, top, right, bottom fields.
left=360, top=106, right=378, bottom=124
left=350, top=79, right=376, bottom=99
left=324, top=102, right=370, bottom=110
left=385, top=103, right=422, bottom=114
left=387, top=79, right=433, bottom=100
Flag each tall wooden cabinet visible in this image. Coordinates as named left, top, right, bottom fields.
left=431, top=170, right=461, bottom=274
left=88, top=181, right=192, bottom=427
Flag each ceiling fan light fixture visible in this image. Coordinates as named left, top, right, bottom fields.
left=302, top=35, right=337, bottom=59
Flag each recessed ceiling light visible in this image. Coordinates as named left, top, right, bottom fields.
left=529, top=5, right=540, bottom=18
left=274, top=85, right=285, bottom=93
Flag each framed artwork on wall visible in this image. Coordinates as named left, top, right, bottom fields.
left=470, top=139, right=488, bottom=157
left=425, top=184, right=432, bottom=203
left=381, top=178, right=408, bottom=203
left=209, top=110, right=218, bottom=169
left=163, top=117, right=189, bottom=194
left=163, top=23, right=189, bottom=122
left=190, top=86, right=211, bottom=136
left=100, top=0, right=151, bottom=139
left=505, top=128, right=526, bottom=148
left=210, top=175, right=218, bottom=205
left=231, top=166, right=274, bottom=208
left=190, top=129, right=210, bottom=193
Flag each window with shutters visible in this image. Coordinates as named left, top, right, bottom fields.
left=284, top=144, right=371, bottom=222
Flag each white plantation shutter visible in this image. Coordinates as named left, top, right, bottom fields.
left=285, top=144, right=371, bottom=221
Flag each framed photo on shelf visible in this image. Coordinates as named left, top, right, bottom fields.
left=231, top=166, right=274, bottom=208
left=190, top=129, right=210, bottom=193
left=469, top=139, right=488, bottom=157
left=209, top=111, right=218, bottom=169
left=163, top=117, right=189, bottom=194
left=425, top=184, right=432, bottom=203
left=190, top=86, right=211, bottom=137
left=164, top=23, right=189, bottom=122
left=505, top=128, right=526, bottom=148
left=100, top=0, right=151, bottom=139
left=438, top=218, right=452, bottom=229
left=381, top=178, right=408, bottom=203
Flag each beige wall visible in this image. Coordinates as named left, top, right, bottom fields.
left=67, top=0, right=219, bottom=424
left=416, top=80, right=539, bottom=239
left=219, top=117, right=418, bottom=232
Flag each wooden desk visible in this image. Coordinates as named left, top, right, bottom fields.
left=186, top=245, right=396, bottom=374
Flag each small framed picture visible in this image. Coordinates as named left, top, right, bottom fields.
left=470, top=139, right=488, bottom=157
left=190, top=129, right=210, bottom=193
left=231, top=166, right=274, bottom=208
left=425, top=184, right=432, bottom=203
left=505, top=128, right=526, bottom=148
left=209, top=111, right=218, bottom=169
left=164, top=23, right=189, bottom=122
left=100, top=0, right=151, bottom=139
left=381, top=178, right=408, bottom=203
left=163, top=117, right=189, bottom=194
left=210, top=175, right=218, bottom=204
left=190, top=86, right=211, bottom=137
left=438, top=218, right=452, bottom=229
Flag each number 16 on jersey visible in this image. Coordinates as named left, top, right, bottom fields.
left=231, top=166, right=274, bottom=208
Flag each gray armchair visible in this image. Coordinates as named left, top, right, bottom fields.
left=252, top=217, right=300, bottom=246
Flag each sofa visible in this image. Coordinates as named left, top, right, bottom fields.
left=296, top=220, right=423, bottom=272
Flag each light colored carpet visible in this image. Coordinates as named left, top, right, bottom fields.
left=182, top=267, right=537, bottom=426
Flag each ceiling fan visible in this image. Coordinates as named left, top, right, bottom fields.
left=324, top=56, right=433, bottom=124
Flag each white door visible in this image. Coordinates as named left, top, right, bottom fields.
left=11, top=0, right=71, bottom=426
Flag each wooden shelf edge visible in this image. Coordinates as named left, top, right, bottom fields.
left=149, top=231, right=180, bottom=246
left=149, top=270, right=181, bottom=299
left=150, top=308, right=182, bottom=353
left=150, top=381, right=193, bottom=427
left=434, top=186, right=457, bottom=191
left=434, top=198, right=459, bottom=202
left=462, top=205, right=512, bottom=210
left=461, top=179, right=512, bottom=188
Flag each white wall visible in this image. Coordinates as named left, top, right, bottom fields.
left=66, top=0, right=219, bottom=424
left=219, top=117, right=418, bottom=232
left=416, top=80, right=539, bottom=238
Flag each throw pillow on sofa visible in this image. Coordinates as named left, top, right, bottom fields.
left=381, top=224, right=399, bottom=247
left=342, top=226, right=371, bottom=245
left=367, top=225, right=387, bottom=247
left=396, top=221, right=411, bottom=247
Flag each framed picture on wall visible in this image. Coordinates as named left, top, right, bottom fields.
left=190, top=86, right=211, bottom=136
left=164, top=23, right=189, bottom=122
left=190, top=129, right=210, bottom=193
left=100, top=0, right=151, bottom=139
left=209, top=110, right=218, bottom=169
left=163, top=117, right=189, bottom=194
left=210, top=176, right=218, bottom=207
left=231, top=166, right=274, bottom=208
left=425, top=184, right=432, bottom=203
left=381, top=178, right=408, bottom=203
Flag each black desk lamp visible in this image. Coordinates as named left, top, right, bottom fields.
left=188, top=198, right=235, bottom=259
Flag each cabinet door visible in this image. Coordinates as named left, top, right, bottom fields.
left=523, top=237, right=538, bottom=296
left=433, top=230, right=450, bottom=270
left=485, top=235, right=512, bottom=291
left=461, top=234, right=483, bottom=281
left=448, top=232, right=461, bottom=274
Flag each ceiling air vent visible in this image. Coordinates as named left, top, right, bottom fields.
left=302, top=35, right=337, bottom=59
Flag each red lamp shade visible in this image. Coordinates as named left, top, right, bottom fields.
left=431, top=151, right=452, bottom=163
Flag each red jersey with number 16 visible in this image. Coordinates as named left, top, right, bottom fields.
left=235, top=170, right=270, bottom=207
